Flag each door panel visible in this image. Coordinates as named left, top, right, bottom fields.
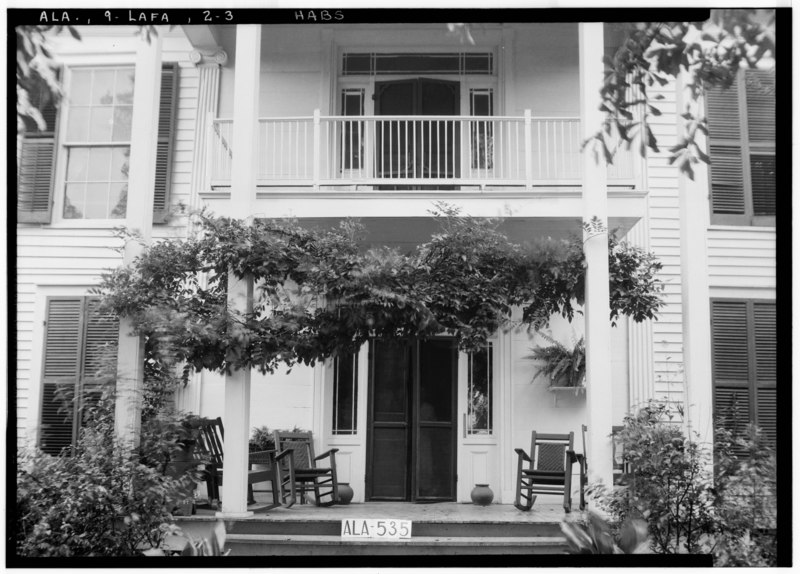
left=367, top=338, right=457, bottom=501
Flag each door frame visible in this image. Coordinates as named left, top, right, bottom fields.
left=365, top=337, right=458, bottom=502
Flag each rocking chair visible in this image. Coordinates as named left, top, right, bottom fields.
left=514, top=431, right=582, bottom=513
left=273, top=431, right=339, bottom=506
left=192, top=417, right=296, bottom=508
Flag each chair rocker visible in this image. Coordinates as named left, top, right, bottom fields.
left=192, top=417, right=296, bottom=508
left=273, top=430, right=339, bottom=507
left=514, top=431, right=581, bottom=513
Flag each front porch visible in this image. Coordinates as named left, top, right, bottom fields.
left=178, top=497, right=571, bottom=555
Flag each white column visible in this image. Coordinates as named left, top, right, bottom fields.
left=115, top=32, right=163, bottom=444
left=218, top=25, right=261, bottom=519
left=579, top=22, right=614, bottom=486
left=626, top=220, right=656, bottom=411
left=677, top=73, right=714, bottom=448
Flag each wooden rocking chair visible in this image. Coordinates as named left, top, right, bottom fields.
left=273, top=431, right=339, bottom=506
left=192, top=417, right=296, bottom=508
left=514, top=431, right=581, bottom=513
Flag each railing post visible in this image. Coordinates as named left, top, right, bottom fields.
left=313, top=108, right=321, bottom=191
left=524, top=109, right=533, bottom=190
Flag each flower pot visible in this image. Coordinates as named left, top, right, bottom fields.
left=338, top=483, right=354, bottom=505
left=470, top=483, right=494, bottom=506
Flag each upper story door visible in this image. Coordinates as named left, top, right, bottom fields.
left=374, top=78, right=460, bottom=185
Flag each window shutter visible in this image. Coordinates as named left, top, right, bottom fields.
left=745, top=70, right=775, bottom=143
left=39, top=297, right=84, bottom=455
left=706, top=80, right=742, bottom=140
left=153, top=63, right=179, bottom=223
left=753, top=302, right=776, bottom=445
left=706, top=78, right=746, bottom=217
left=18, top=72, right=60, bottom=224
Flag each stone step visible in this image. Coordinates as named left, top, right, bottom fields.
left=227, top=534, right=568, bottom=556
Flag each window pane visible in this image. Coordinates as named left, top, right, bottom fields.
left=110, top=147, right=130, bottom=180
left=84, top=183, right=109, bottom=218
left=92, top=70, right=116, bottom=105
left=70, top=70, right=92, bottom=105
left=114, top=69, right=135, bottom=104
left=66, top=107, right=90, bottom=142
left=89, top=107, right=113, bottom=141
left=87, top=148, right=111, bottom=181
left=109, top=183, right=127, bottom=219
left=66, top=147, right=89, bottom=181
left=64, top=184, right=85, bottom=219
left=333, top=354, right=357, bottom=434
left=468, top=345, right=492, bottom=434
left=112, top=106, right=133, bottom=141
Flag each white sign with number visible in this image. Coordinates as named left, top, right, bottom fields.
left=341, top=518, right=412, bottom=539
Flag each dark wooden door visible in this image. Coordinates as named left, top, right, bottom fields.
left=367, top=338, right=457, bottom=501
left=374, top=78, right=460, bottom=183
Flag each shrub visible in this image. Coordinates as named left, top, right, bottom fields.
left=16, top=385, right=196, bottom=557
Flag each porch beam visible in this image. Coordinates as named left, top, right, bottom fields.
left=114, top=31, right=163, bottom=445
left=677, top=72, right=713, bottom=448
left=579, top=22, right=614, bottom=486
left=219, top=24, right=261, bottom=519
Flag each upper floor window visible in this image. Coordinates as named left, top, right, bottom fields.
left=63, top=67, right=134, bottom=219
left=17, top=64, right=179, bottom=224
left=705, top=68, right=775, bottom=226
left=342, top=52, right=494, bottom=76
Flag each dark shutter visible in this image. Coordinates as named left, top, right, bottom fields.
left=39, top=298, right=84, bottom=455
left=153, top=63, right=179, bottom=223
left=18, top=72, right=60, bottom=224
left=711, top=300, right=777, bottom=451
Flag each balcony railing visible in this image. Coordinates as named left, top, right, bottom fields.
left=208, top=110, right=636, bottom=189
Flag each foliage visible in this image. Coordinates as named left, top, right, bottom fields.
left=588, top=402, right=715, bottom=554
left=249, top=426, right=275, bottom=452
left=561, top=511, right=650, bottom=554
left=526, top=332, right=585, bottom=387
left=588, top=401, right=778, bottom=565
left=15, top=385, right=198, bottom=557
left=96, top=207, right=664, bottom=379
left=593, top=11, right=775, bottom=179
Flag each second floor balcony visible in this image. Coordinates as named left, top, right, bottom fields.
left=207, top=111, right=639, bottom=192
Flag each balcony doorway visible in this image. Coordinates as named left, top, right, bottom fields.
left=374, top=78, right=460, bottom=189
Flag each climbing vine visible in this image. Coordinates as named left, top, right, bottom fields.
left=96, top=206, right=663, bottom=379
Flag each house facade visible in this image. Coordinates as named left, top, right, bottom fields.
left=16, top=19, right=776, bottom=516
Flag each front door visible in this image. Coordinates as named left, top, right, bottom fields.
left=366, top=338, right=457, bottom=501
left=374, top=78, right=460, bottom=186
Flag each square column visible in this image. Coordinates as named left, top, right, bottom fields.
left=115, top=32, right=163, bottom=444
left=677, top=72, right=714, bottom=448
left=218, top=25, right=261, bottom=518
left=579, top=22, right=614, bottom=486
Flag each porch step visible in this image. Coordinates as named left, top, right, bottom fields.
left=227, top=534, right=568, bottom=556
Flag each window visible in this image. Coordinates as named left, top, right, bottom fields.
left=332, top=353, right=358, bottom=435
left=39, top=297, right=119, bottom=455
left=466, top=344, right=493, bottom=435
left=711, top=299, right=776, bottom=451
left=17, top=64, right=178, bottom=223
left=706, top=69, right=775, bottom=225
left=340, top=88, right=365, bottom=171
left=470, top=89, right=493, bottom=170
left=342, top=53, right=493, bottom=76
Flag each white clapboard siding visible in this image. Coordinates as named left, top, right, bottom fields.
left=16, top=42, right=197, bottom=443
left=707, top=227, right=776, bottom=290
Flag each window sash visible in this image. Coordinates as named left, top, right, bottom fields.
left=466, top=344, right=493, bottom=435
left=332, top=353, right=358, bottom=435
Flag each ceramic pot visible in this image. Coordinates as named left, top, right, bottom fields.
left=470, top=483, right=494, bottom=506
left=338, top=483, right=354, bottom=505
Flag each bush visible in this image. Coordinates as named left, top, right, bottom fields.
left=588, top=401, right=777, bottom=565
left=16, top=386, right=196, bottom=557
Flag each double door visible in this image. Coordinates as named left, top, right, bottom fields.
left=366, top=338, right=457, bottom=501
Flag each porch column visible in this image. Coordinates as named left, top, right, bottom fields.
left=115, top=31, right=163, bottom=444
left=218, top=25, right=261, bottom=518
left=579, top=22, right=614, bottom=486
left=677, top=73, right=714, bottom=448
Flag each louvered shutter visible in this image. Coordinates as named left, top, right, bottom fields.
left=39, top=297, right=84, bottom=455
left=80, top=300, right=119, bottom=423
left=711, top=300, right=751, bottom=451
left=746, top=70, right=776, bottom=217
left=18, top=72, right=60, bottom=223
left=753, top=302, right=776, bottom=445
left=153, top=64, right=179, bottom=223
left=706, top=77, right=746, bottom=217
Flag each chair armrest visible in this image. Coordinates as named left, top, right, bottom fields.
left=566, top=449, right=579, bottom=465
left=275, top=448, right=295, bottom=464
left=514, top=448, right=532, bottom=462
left=314, top=448, right=339, bottom=462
